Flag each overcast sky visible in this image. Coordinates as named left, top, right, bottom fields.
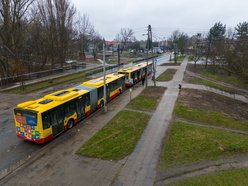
left=71, top=0, right=248, bottom=41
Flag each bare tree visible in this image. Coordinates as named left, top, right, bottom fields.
left=118, top=28, right=135, bottom=51
left=0, top=0, right=34, bottom=86
left=37, top=0, right=76, bottom=68
left=191, top=33, right=203, bottom=67
left=74, top=13, right=95, bottom=60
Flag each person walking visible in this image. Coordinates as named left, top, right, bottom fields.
left=141, top=75, right=145, bottom=86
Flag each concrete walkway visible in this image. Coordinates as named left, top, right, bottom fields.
left=112, top=58, right=188, bottom=186
left=182, top=83, right=248, bottom=103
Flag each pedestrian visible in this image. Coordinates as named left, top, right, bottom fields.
left=141, top=76, right=145, bottom=86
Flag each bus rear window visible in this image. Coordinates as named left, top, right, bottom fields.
left=14, top=109, right=37, bottom=118
left=14, top=109, right=37, bottom=126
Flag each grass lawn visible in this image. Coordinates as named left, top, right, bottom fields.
left=191, top=77, right=236, bottom=93
left=78, top=86, right=165, bottom=160
left=78, top=110, right=150, bottom=160
left=127, top=86, right=166, bottom=112
left=188, top=64, right=248, bottom=89
left=156, top=69, right=177, bottom=81
left=127, top=96, right=157, bottom=112
left=174, top=104, right=248, bottom=131
left=168, top=168, right=248, bottom=186
left=169, top=56, right=185, bottom=62
left=160, top=122, right=248, bottom=168
left=188, top=55, right=194, bottom=61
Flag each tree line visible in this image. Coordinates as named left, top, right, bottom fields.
left=0, top=0, right=102, bottom=83
left=166, top=22, right=248, bottom=81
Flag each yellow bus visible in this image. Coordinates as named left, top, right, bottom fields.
left=81, top=73, right=125, bottom=108
left=14, top=73, right=125, bottom=144
left=118, top=61, right=152, bottom=87
left=134, top=61, right=153, bottom=76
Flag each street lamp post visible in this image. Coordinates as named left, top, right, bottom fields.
left=103, top=38, right=107, bottom=113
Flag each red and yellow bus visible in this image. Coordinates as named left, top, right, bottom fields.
left=81, top=73, right=125, bottom=108
left=118, top=61, right=152, bottom=87
left=14, top=73, right=125, bottom=144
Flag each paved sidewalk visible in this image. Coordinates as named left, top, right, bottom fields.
left=112, top=58, right=188, bottom=186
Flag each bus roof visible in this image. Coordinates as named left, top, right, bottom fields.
left=16, top=88, right=89, bottom=113
left=82, top=73, right=125, bottom=88
left=134, top=61, right=152, bottom=67
left=117, top=66, right=141, bottom=73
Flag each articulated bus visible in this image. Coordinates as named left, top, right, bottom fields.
left=81, top=73, right=125, bottom=108
left=14, top=73, right=125, bottom=144
left=118, top=61, right=153, bottom=87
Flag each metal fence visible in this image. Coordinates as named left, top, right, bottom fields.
left=0, top=64, right=88, bottom=88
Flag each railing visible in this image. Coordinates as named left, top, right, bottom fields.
left=0, top=64, right=89, bottom=88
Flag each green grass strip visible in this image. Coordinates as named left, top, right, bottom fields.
left=174, top=104, right=248, bottom=131
left=189, top=64, right=248, bottom=89
left=126, top=86, right=166, bottom=112
left=156, top=69, right=177, bottom=81
left=168, top=168, right=248, bottom=186
left=169, top=56, right=185, bottom=62
left=78, top=110, right=150, bottom=160
left=191, top=77, right=236, bottom=93
left=160, top=122, right=248, bottom=168
left=126, top=96, right=157, bottom=112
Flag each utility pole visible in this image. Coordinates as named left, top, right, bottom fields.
left=103, top=38, right=107, bottom=113
left=145, top=26, right=150, bottom=88
left=117, top=44, right=120, bottom=67
left=148, top=25, right=156, bottom=87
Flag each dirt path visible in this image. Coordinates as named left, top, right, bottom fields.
left=175, top=117, right=248, bottom=136
left=123, top=108, right=152, bottom=115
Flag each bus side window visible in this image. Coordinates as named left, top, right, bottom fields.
left=64, top=101, right=76, bottom=117
left=84, top=93, right=90, bottom=106
left=98, top=87, right=103, bottom=99
left=125, top=74, right=128, bottom=81
left=42, top=112, right=51, bottom=129
left=69, top=102, right=76, bottom=115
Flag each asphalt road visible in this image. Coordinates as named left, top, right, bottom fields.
left=0, top=93, right=42, bottom=175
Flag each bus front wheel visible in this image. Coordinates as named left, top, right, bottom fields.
left=67, top=119, right=74, bottom=129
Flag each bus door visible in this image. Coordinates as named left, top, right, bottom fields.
left=131, top=73, right=135, bottom=84
left=52, top=107, right=64, bottom=136
left=76, top=97, right=85, bottom=120
left=106, top=84, right=110, bottom=102
left=137, top=70, right=140, bottom=81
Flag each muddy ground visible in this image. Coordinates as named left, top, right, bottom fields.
left=178, top=89, right=248, bottom=121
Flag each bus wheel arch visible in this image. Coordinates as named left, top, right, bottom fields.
left=67, top=119, right=74, bottom=129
